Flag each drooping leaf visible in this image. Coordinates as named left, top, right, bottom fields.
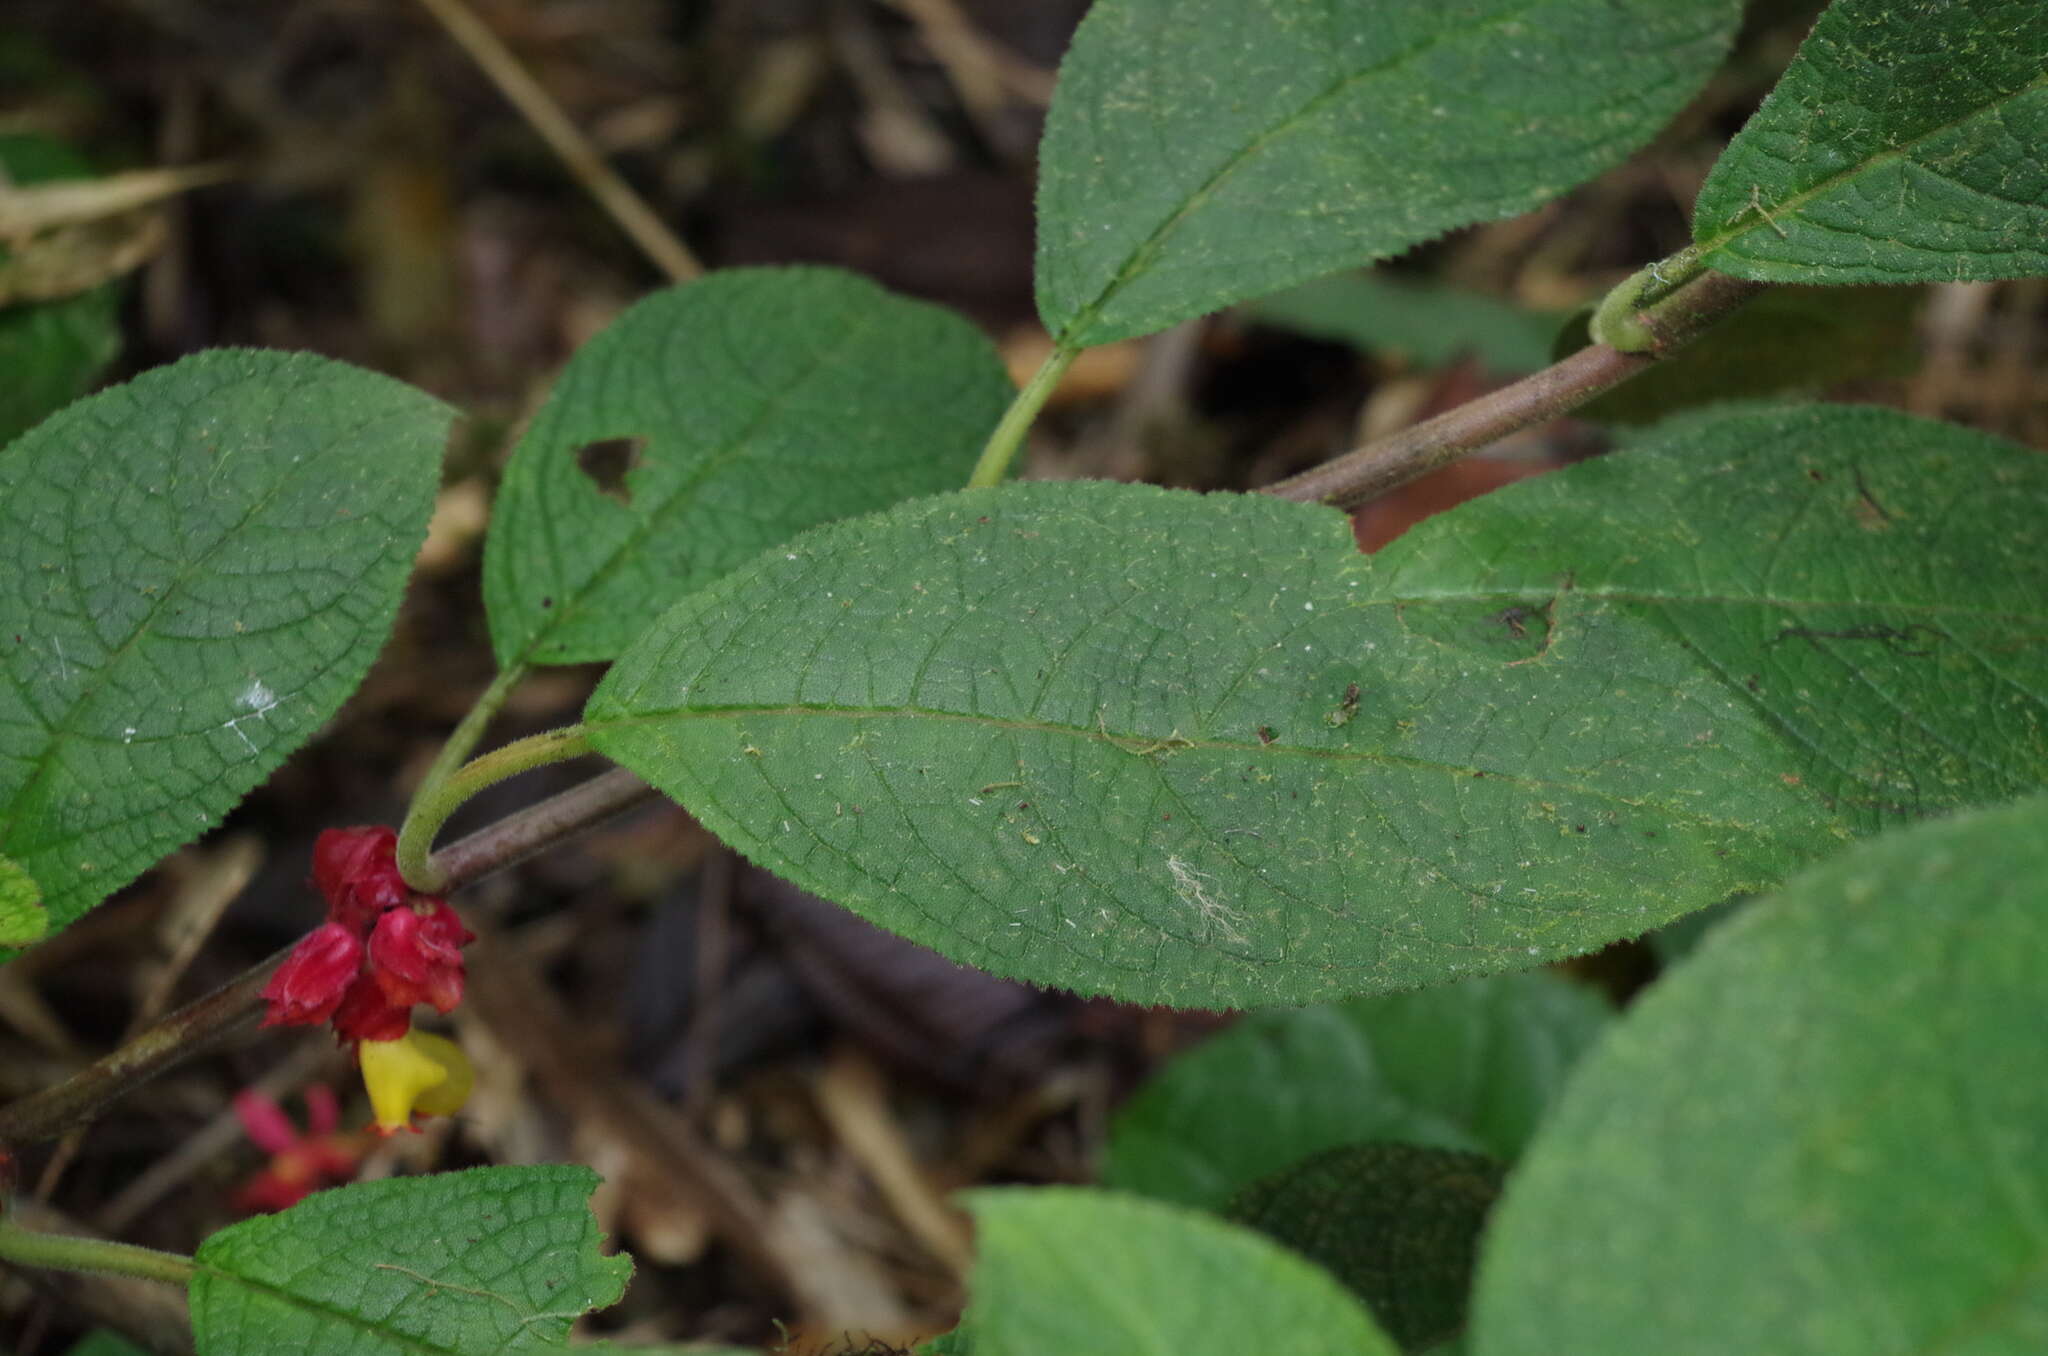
left=0, top=854, right=46, bottom=947
left=190, top=1165, right=632, bottom=1354
left=1471, top=793, right=2048, bottom=1355
left=484, top=267, right=1013, bottom=669
left=0, top=134, right=123, bottom=445
left=0, top=350, right=452, bottom=943
left=1576, top=285, right=1922, bottom=423
left=1035, top=0, right=1743, bottom=348
left=1694, top=0, right=2048, bottom=284
left=1238, top=271, right=1567, bottom=374
left=1105, top=972, right=1609, bottom=1210
left=961, top=1187, right=1398, bottom=1356
left=1227, top=1143, right=1505, bottom=1353
left=586, top=403, right=2048, bottom=1007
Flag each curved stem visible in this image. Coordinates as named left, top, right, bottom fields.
left=0, top=1220, right=195, bottom=1286
left=395, top=665, right=524, bottom=890
left=397, top=725, right=595, bottom=893
left=967, top=344, right=1080, bottom=488
left=1266, top=268, right=1766, bottom=511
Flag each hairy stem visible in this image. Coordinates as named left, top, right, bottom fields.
left=0, top=765, right=653, bottom=1150
left=0, top=1219, right=196, bottom=1286
left=395, top=665, right=524, bottom=890
left=398, top=724, right=594, bottom=892
left=1265, top=268, right=1766, bottom=511
left=968, top=344, right=1080, bottom=488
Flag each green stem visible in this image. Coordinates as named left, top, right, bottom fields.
left=397, top=669, right=525, bottom=890
left=967, top=344, right=1080, bottom=488
left=0, top=1220, right=195, bottom=1286
left=1589, top=244, right=1706, bottom=351
left=397, top=724, right=594, bottom=892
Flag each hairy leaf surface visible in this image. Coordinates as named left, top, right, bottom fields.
left=190, top=1166, right=631, bottom=1354
left=1695, top=0, right=2048, bottom=283
left=588, top=405, right=2048, bottom=1006
left=1106, top=972, right=1608, bottom=1209
left=0, top=351, right=452, bottom=944
left=1036, top=0, right=1742, bottom=347
left=961, top=1188, right=1396, bottom=1356
left=485, top=268, right=1013, bottom=668
left=1472, top=793, right=2048, bottom=1355
left=1228, top=1143, right=1504, bottom=1353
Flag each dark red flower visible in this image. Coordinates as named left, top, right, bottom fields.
left=260, top=923, right=365, bottom=1028
left=368, top=899, right=474, bottom=1013
left=331, top=973, right=413, bottom=1043
left=312, top=826, right=409, bottom=933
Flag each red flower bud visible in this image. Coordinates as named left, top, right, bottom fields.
left=331, top=973, right=413, bottom=1043
left=368, top=899, right=473, bottom=1013
left=312, top=826, right=409, bottom=933
left=260, top=923, right=364, bottom=1028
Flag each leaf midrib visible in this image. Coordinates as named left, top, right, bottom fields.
left=1694, top=66, right=2048, bottom=262
left=587, top=703, right=1790, bottom=835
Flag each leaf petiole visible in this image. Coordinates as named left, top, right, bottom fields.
left=396, top=723, right=596, bottom=892
left=967, top=344, right=1081, bottom=489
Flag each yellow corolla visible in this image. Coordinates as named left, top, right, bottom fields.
left=357, top=1028, right=474, bottom=1133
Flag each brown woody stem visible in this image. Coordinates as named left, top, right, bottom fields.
left=0, top=767, right=657, bottom=1151
left=1264, top=268, right=1767, bottom=511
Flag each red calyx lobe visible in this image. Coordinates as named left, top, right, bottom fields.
left=368, top=899, right=475, bottom=1013
left=261, top=825, right=472, bottom=1041
left=312, top=825, right=409, bottom=933
left=260, top=923, right=363, bottom=1028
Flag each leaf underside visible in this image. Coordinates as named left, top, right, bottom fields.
left=0, top=350, right=452, bottom=944
left=485, top=267, right=1014, bottom=668
left=1472, top=793, right=2048, bottom=1355
left=1695, top=0, right=2048, bottom=284
left=1036, top=0, right=1743, bottom=347
left=587, top=403, right=2048, bottom=1008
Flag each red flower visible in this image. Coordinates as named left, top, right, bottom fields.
left=368, top=899, right=474, bottom=1013
left=312, top=826, right=409, bottom=933
left=260, top=923, right=364, bottom=1028
left=232, top=1085, right=366, bottom=1212
left=331, top=973, right=414, bottom=1043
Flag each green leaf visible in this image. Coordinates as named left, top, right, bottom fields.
left=1470, top=792, right=2048, bottom=1355
left=1239, top=271, right=1568, bottom=374
left=1106, top=972, right=1609, bottom=1211
left=0, top=853, right=46, bottom=947
left=0, top=350, right=452, bottom=942
left=1694, top=0, right=2048, bottom=284
left=961, top=1187, right=1398, bottom=1356
left=190, top=1165, right=632, bottom=1354
left=61, top=1332, right=149, bottom=1356
left=0, top=284, right=123, bottom=447
left=0, top=134, right=123, bottom=445
left=1035, top=0, right=1743, bottom=348
left=1227, top=1143, right=1504, bottom=1353
left=585, top=403, right=2048, bottom=1007
left=1577, top=285, right=1921, bottom=424
left=484, top=267, right=1013, bottom=668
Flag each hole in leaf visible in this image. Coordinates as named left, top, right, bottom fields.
left=574, top=437, right=645, bottom=506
